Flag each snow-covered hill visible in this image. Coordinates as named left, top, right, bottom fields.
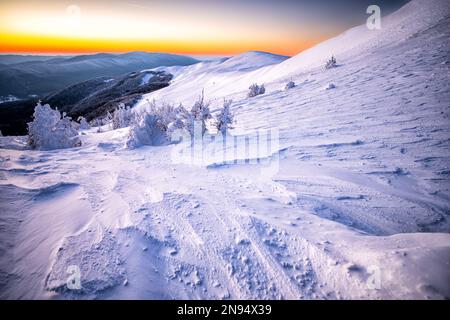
left=212, top=51, right=289, bottom=72
left=0, top=0, right=449, bottom=299
left=0, top=51, right=198, bottom=98
left=135, top=0, right=450, bottom=106
left=138, top=51, right=289, bottom=106
left=264, top=0, right=450, bottom=79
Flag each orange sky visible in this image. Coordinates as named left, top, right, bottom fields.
left=0, top=0, right=337, bottom=56
left=0, top=32, right=322, bottom=56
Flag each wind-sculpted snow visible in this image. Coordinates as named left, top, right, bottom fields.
left=0, top=0, right=450, bottom=299
left=46, top=230, right=126, bottom=298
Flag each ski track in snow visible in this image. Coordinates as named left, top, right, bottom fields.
left=1, top=0, right=450, bottom=300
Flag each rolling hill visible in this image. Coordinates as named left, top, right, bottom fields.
left=0, top=51, right=198, bottom=98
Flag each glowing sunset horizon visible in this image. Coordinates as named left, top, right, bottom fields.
left=0, top=0, right=409, bottom=56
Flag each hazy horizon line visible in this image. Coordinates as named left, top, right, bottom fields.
left=0, top=50, right=292, bottom=59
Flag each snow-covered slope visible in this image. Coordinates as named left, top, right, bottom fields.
left=1, top=0, right=449, bottom=299
left=135, top=51, right=289, bottom=107
left=136, top=0, right=450, bottom=107
left=264, top=0, right=450, bottom=79
left=212, top=51, right=289, bottom=72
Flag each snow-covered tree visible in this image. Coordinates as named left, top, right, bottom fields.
left=126, top=100, right=180, bottom=148
left=126, top=93, right=217, bottom=148
left=77, top=116, right=90, bottom=130
left=89, top=118, right=102, bottom=128
left=259, top=84, right=266, bottom=95
left=126, top=112, right=170, bottom=149
left=0, top=129, right=3, bottom=136
left=325, top=55, right=337, bottom=69
left=28, top=102, right=81, bottom=150
left=215, top=99, right=234, bottom=135
left=190, top=90, right=211, bottom=135
left=248, top=83, right=265, bottom=97
left=145, top=99, right=178, bottom=125
left=248, top=83, right=259, bottom=97
left=168, top=103, right=190, bottom=135
left=95, top=111, right=114, bottom=130
left=112, top=103, right=133, bottom=129
left=285, top=81, right=295, bottom=90
left=325, top=83, right=336, bottom=90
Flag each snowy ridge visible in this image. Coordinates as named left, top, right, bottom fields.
left=135, top=0, right=450, bottom=106
left=138, top=51, right=288, bottom=107
left=213, top=51, right=289, bottom=72
left=264, top=0, right=450, bottom=78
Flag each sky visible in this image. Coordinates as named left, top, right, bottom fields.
left=0, top=0, right=409, bottom=56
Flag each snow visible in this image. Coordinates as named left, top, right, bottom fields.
left=134, top=51, right=288, bottom=107
left=27, top=102, right=81, bottom=150
left=139, top=70, right=167, bottom=86
left=0, top=0, right=449, bottom=299
left=211, top=51, right=288, bottom=73
left=0, top=95, right=21, bottom=104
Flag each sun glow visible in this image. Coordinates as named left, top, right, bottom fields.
left=0, top=0, right=329, bottom=55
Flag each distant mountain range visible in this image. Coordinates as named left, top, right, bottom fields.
left=45, top=70, right=173, bottom=121
left=0, top=69, right=173, bottom=135
left=0, top=51, right=199, bottom=98
left=0, top=52, right=199, bottom=135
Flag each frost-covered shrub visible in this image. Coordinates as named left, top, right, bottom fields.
left=88, top=118, right=107, bottom=132
left=248, top=83, right=265, bottom=97
left=325, top=83, right=336, bottom=90
left=285, top=81, right=295, bottom=90
left=259, top=84, right=265, bottom=95
left=126, top=93, right=216, bottom=148
left=248, top=84, right=259, bottom=97
left=77, top=116, right=90, bottom=130
left=0, top=130, right=2, bottom=136
left=189, top=91, right=211, bottom=135
left=28, top=102, right=81, bottom=150
left=169, top=103, right=191, bottom=135
left=112, top=103, right=133, bottom=129
left=126, top=100, right=182, bottom=148
left=215, top=99, right=234, bottom=135
left=92, top=111, right=114, bottom=131
left=126, top=112, right=170, bottom=148
left=145, top=99, right=178, bottom=125
left=89, top=118, right=102, bottom=127
left=105, top=111, right=113, bottom=124
left=325, top=55, right=337, bottom=69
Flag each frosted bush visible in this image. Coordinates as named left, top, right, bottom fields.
left=112, top=103, right=133, bottom=129
left=248, top=84, right=259, bottom=97
left=285, top=81, right=295, bottom=90
left=28, top=102, right=81, bottom=150
left=190, top=91, right=211, bottom=135
left=169, top=103, right=191, bottom=135
left=77, top=116, right=91, bottom=130
left=248, top=83, right=265, bottom=97
left=126, top=112, right=170, bottom=148
left=126, top=100, right=181, bottom=148
left=145, top=99, right=179, bottom=125
left=126, top=93, right=216, bottom=148
left=325, top=55, right=337, bottom=69
left=168, top=91, right=212, bottom=137
left=89, top=118, right=103, bottom=127
left=215, top=99, right=234, bottom=135
left=325, top=83, right=336, bottom=90
left=259, top=84, right=266, bottom=95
